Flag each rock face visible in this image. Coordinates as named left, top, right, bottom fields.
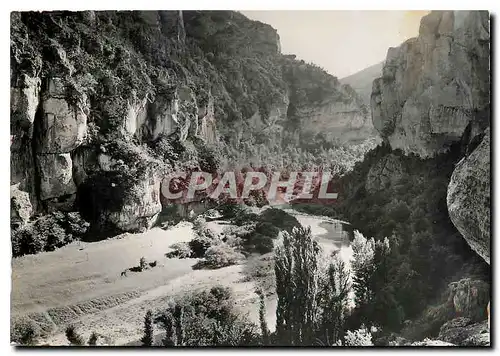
left=340, top=61, right=384, bottom=106
left=10, top=10, right=375, bottom=238
left=371, top=11, right=490, bottom=158
left=447, top=278, right=490, bottom=321
left=36, top=78, right=88, bottom=153
left=365, top=153, right=404, bottom=193
left=107, top=172, right=162, bottom=232
left=438, top=318, right=489, bottom=346
left=447, top=130, right=490, bottom=264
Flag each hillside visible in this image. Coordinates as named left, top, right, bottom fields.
left=10, top=10, right=376, bottom=242
left=340, top=61, right=383, bottom=106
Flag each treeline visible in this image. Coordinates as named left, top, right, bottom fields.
left=137, top=226, right=397, bottom=347
left=293, top=142, right=490, bottom=337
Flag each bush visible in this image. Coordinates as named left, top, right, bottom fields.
left=341, top=325, right=373, bottom=346
left=166, top=242, right=193, bottom=259
left=11, top=212, right=90, bottom=257
left=11, top=320, right=38, bottom=345
left=243, top=233, right=274, bottom=255
left=258, top=208, right=300, bottom=233
left=189, top=226, right=219, bottom=258
left=156, top=285, right=260, bottom=346
left=65, top=325, right=85, bottom=346
left=193, top=243, right=244, bottom=269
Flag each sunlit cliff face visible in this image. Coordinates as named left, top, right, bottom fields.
left=242, top=10, right=429, bottom=78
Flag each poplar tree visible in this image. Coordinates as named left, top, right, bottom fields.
left=141, top=310, right=154, bottom=346
left=275, top=226, right=321, bottom=346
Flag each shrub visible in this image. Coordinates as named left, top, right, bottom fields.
left=65, top=325, right=85, bottom=346
left=243, top=233, right=274, bottom=254
left=88, top=332, right=99, bottom=346
left=165, top=242, right=193, bottom=259
left=11, top=212, right=90, bottom=257
left=189, top=227, right=218, bottom=258
left=156, top=286, right=260, bottom=346
left=342, top=325, right=373, bottom=346
left=258, top=208, right=300, bottom=233
left=193, top=243, right=244, bottom=269
left=11, top=320, right=38, bottom=345
left=141, top=310, right=154, bottom=346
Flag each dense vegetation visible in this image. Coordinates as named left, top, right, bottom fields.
left=293, top=142, right=490, bottom=338
left=139, top=226, right=384, bottom=347
left=11, top=10, right=373, bottom=250
left=166, top=205, right=301, bottom=269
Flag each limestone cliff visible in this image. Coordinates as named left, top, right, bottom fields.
left=10, top=10, right=372, bottom=239
left=371, top=11, right=490, bottom=158
left=370, top=11, right=490, bottom=267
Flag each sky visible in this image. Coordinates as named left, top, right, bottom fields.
left=241, top=10, right=429, bottom=78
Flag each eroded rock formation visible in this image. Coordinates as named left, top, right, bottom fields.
left=371, top=11, right=490, bottom=158
left=10, top=10, right=373, bottom=237
left=447, top=130, right=490, bottom=264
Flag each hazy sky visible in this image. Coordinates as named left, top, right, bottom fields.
left=242, top=11, right=428, bottom=78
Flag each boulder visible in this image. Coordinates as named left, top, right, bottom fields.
left=107, top=172, right=162, bottom=232
left=447, top=129, right=490, bottom=264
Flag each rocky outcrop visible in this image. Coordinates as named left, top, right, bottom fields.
left=10, top=184, right=33, bottom=227
left=447, top=130, right=490, bottom=264
left=371, top=11, right=490, bottom=158
left=107, top=172, right=162, bottom=232
left=10, top=10, right=375, bottom=238
left=365, top=153, right=404, bottom=193
left=447, top=278, right=490, bottom=321
left=438, top=318, right=489, bottom=346
left=36, top=78, right=88, bottom=153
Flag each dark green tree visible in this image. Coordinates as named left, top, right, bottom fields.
left=65, top=325, right=84, bottom=346
left=256, top=289, right=270, bottom=345
left=317, top=253, right=351, bottom=344
left=173, top=305, right=185, bottom=346
left=88, top=332, right=98, bottom=346
left=275, top=226, right=321, bottom=346
left=161, top=312, right=176, bottom=346
left=141, top=310, right=154, bottom=346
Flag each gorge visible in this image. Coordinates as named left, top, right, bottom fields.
left=10, top=10, right=490, bottom=347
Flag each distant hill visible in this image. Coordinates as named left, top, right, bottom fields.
left=340, top=61, right=384, bottom=106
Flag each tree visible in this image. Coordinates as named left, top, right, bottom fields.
left=256, top=289, right=270, bottom=345
left=139, top=257, right=147, bottom=271
left=141, top=310, right=154, bottom=346
left=350, top=231, right=375, bottom=310
left=65, top=325, right=84, bottom=346
left=88, top=332, right=98, bottom=346
left=160, top=312, right=176, bottom=346
left=274, top=226, right=321, bottom=346
left=173, top=305, right=185, bottom=346
left=317, top=253, right=351, bottom=344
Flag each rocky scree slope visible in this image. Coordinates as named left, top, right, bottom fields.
left=10, top=10, right=372, bottom=247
